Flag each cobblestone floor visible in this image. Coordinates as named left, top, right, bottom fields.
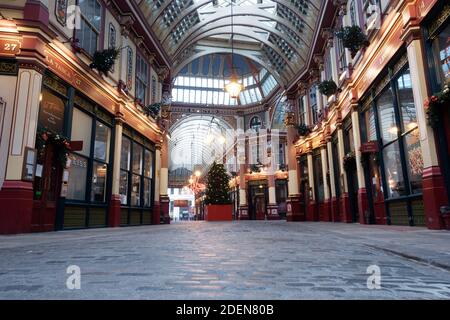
left=0, top=221, right=450, bottom=299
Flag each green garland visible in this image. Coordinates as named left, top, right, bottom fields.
left=425, top=83, right=450, bottom=129
left=36, top=127, right=71, bottom=168
left=205, top=161, right=231, bottom=205
left=336, top=26, right=370, bottom=57
left=89, top=48, right=120, bottom=76
left=318, top=80, right=338, bottom=97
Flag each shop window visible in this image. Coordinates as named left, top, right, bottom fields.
left=298, top=96, right=306, bottom=125
left=120, top=130, right=154, bottom=209
left=332, top=135, right=341, bottom=198
left=67, top=153, right=88, bottom=201
left=363, top=106, right=377, bottom=141
left=377, top=87, right=397, bottom=144
left=66, top=105, right=111, bottom=204
left=71, top=108, right=92, bottom=156
left=152, top=76, right=157, bottom=103
left=313, top=151, right=324, bottom=202
left=382, top=141, right=406, bottom=198
left=78, top=0, right=102, bottom=56
left=349, top=0, right=358, bottom=27
left=429, top=22, right=450, bottom=88
left=336, top=19, right=347, bottom=73
left=136, top=54, right=149, bottom=104
left=309, top=85, right=319, bottom=124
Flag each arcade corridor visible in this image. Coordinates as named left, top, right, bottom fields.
left=0, top=221, right=450, bottom=299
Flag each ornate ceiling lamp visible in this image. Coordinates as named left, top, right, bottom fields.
left=224, top=0, right=243, bottom=99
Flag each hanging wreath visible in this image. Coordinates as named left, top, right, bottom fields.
left=336, top=26, right=370, bottom=58
left=89, top=48, right=120, bottom=76
left=36, top=127, right=71, bottom=168
left=360, top=152, right=380, bottom=168
left=425, top=83, right=450, bottom=129
left=297, top=123, right=311, bottom=137
left=143, top=103, right=162, bottom=119
left=318, top=80, right=338, bottom=97
left=343, top=151, right=356, bottom=171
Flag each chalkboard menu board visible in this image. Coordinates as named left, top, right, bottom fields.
left=38, top=88, right=65, bottom=133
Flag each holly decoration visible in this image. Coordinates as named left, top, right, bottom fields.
left=204, top=161, right=231, bottom=205
left=89, top=48, right=120, bottom=76
left=36, top=126, right=71, bottom=168
left=318, top=80, right=338, bottom=97
left=425, top=83, right=450, bottom=129
left=336, top=26, right=370, bottom=58
left=143, top=103, right=161, bottom=119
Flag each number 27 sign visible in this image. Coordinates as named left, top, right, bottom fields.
left=0, top=38, right=21, bottom=56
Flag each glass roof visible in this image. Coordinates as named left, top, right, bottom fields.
left=171, top=53, right=277, bottom=106
left=169, top=115, right=235, bottom=174
left=135, top=0, right=323, bottom=87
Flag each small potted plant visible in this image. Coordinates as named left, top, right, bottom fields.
left=336, top=26, right=370, bottom=58
left=318, top=80, right=338, bottom=97
left=204, top=161, right=233, bottom=221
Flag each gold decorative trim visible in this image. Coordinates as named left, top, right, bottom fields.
left=429, top=4, right=450, bottom=39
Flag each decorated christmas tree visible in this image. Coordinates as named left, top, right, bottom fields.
left=205, top=161, right=231, bottom=205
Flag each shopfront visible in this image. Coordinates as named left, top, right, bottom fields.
left=33, top=72, right=116, bottom=230
left=119, top=126, right=155, bottom=226
left=422, top=3, right=450, bottom=206
left=360, top=53, right=425, bottom=226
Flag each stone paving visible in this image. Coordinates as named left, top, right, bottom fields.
left=0, top=221, right=450, bottom=299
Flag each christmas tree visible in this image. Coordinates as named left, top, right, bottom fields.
left=205, top=161, right=231, bottom=205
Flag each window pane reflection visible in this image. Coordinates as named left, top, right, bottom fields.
left=377, top=87, right=397, bottom=144
left=383, top=141, right=406, bottom=198
left=91, top=161, right=107, bottom=202
left=404, top=128, right=423, bottom=194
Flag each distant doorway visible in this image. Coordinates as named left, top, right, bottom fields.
left=248, top=180, right=267, bottom=220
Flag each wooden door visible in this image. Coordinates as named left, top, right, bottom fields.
left=32, top=145, right=62, bottom=232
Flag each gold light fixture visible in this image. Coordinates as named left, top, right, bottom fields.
left=224, top=0, right=243, bottom=99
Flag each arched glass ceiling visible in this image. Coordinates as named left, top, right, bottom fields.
left=169, top=115, right=235, bottom=176
left=171, top=53, right=278, bottom=106
left=271, top=95, right=289, bottom=130
left=134, top=0, right=324, bottom=87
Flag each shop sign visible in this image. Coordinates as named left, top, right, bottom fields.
left=361, top=141, right=379, bottom=153
left=357, top=20, right=403, bottom=97
left=0, top=37, right=21, bottom=57
left=38, top=90, right=65, bottom=133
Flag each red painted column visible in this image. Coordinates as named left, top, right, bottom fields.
left=340, top=193, right=352, bottom=223
left=331, top=197, right=340, bottom=222
left=422, top=167, right=447, bottom=229
left=161, top=195, right=170, bottom=224
left=0, top=181, right=33, bottom=234
left=152, top=201, right=161, bottom=224
left=358, top=188, right=369, bottom=224
left=108, top=194, right=121, bottom=227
